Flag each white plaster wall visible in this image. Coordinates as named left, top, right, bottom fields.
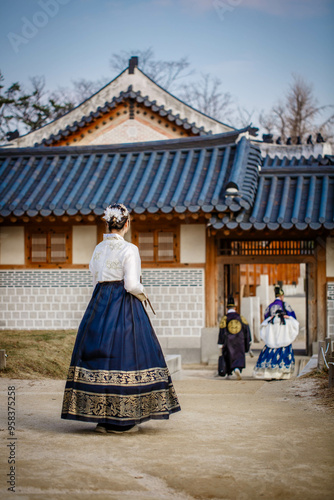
left=89, top=120, right=167, bottom=145
left=72, top=225, right=97, bottom=264
left=327, top=238, right=334, bottom=277
left=241, top=296, right=260, bottom=342
left=180, top=224, right=206, bottom=263
left=0, top=226, right=25, bottom=264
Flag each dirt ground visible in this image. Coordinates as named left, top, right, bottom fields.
left=0, top=361, right=333, bottom=500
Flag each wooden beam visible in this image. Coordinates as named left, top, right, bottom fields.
left=316, top=237, right=327, bottom=342
left=205, top=230, right=217, bottom=327
left=307, top=262, right=317, bottom=354
left=217, top=255, right=315, bottom=265
left=97, top=221, right=105, bottom=244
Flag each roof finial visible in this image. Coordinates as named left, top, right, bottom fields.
left=129, top=56, right=138, bottom=74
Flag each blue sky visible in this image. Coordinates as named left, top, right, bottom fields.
left=0, top=0, right=333, bottom=129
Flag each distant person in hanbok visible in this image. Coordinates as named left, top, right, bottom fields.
left=218, top=295, right=252, bottom=380
left=253, top=284, right=299, bottom=380
left=61, top=203, right=181, bottom=433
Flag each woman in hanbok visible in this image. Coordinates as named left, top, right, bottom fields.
left=61, top=203, right=181, bottom=433
left=253, top=285, right=299, bottom=380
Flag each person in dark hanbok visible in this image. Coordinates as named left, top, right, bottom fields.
left=253, top=284, right=298, bottom=380
left=61, top=203, right=181, bottom=433
left=218, top=295, right=252, bottom=380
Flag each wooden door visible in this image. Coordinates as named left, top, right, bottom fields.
left=217, top=263, right=240, bottom=316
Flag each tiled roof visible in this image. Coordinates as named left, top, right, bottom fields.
left=0, top=130, right=261, bottom=218
left=210, top=154, right=334, bottom=230
left=37, top=86, right=213, bottom=147
left=1, top=134, right=333, bottom=231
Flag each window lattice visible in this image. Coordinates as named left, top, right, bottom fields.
left=50, top=233, right=67, bottom=263
left=138, top=233, right=154, bottom=262
left=31, top=234, right=47, bottom=262
left=28, top=229, right=69, bottom=264
left=218, top=240, right=315, bottom=256
left=135, top=229, right=177, bottom=263
left=158, top=232, right=174, bottom=261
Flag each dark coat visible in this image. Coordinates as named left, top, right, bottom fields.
left=218, top=310, right=252, bottom=374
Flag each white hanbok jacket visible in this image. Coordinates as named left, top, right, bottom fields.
left=89, top=233, right=145, bottom=297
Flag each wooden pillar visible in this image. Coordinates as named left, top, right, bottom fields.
left=205, top=231, right=217, bottom=327
left=307, top=262, right=317, bottom=354
left=97, top=220, right=105, bottom=244
left=316, top=238, right=327, bottom=342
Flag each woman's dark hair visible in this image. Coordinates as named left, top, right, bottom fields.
left=105, top=203, right=129, bottom=231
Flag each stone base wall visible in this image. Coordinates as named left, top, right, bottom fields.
left=0, top=286, right=92, bottom=330
left=145, top=285, right=204, bottom=338
left=0, top=269, right=205, bottom=345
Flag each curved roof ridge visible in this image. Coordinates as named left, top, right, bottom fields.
left=38, top=87, right=212, bottom=147
left=7, top=66, right=234, bottom=148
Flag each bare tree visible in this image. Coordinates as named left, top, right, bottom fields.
left=181, top=73, right=233, bottom=122
left=285, top=75, right=323, bottom=140
left=272, top=101, right=288, bottom=140
left=236, top=106, right=255, bottom=129
left=318, top=111, right=334, bottom=146
left=261, top=75, right=331, bottom=142
left=259, top=109, right=276, bottom=135
left=70, top=77, right=110, bottom=103
left=110, top=47, right=192, bottom=92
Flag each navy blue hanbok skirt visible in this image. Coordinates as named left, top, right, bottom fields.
left=61, top=281, right=181, bottom=426
left=253, top=344, right=295, bottom=380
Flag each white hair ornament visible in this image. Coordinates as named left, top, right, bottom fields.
left=102, top=204, right=128, bottom=223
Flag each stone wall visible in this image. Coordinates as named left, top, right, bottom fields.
left=0, top=269, right=205, bottom=343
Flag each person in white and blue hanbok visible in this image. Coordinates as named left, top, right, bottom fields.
left=253, top=285, right=299, bottom=380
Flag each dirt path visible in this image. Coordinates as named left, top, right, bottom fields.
left=0, top=368, right=333, bottom=500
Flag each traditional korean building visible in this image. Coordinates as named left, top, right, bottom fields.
left=1, top=58, right=333, bottom=362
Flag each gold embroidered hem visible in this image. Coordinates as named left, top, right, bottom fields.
left=62, top=386, right=180, bottom=421
left=66, top=366, right=171, bottom=387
